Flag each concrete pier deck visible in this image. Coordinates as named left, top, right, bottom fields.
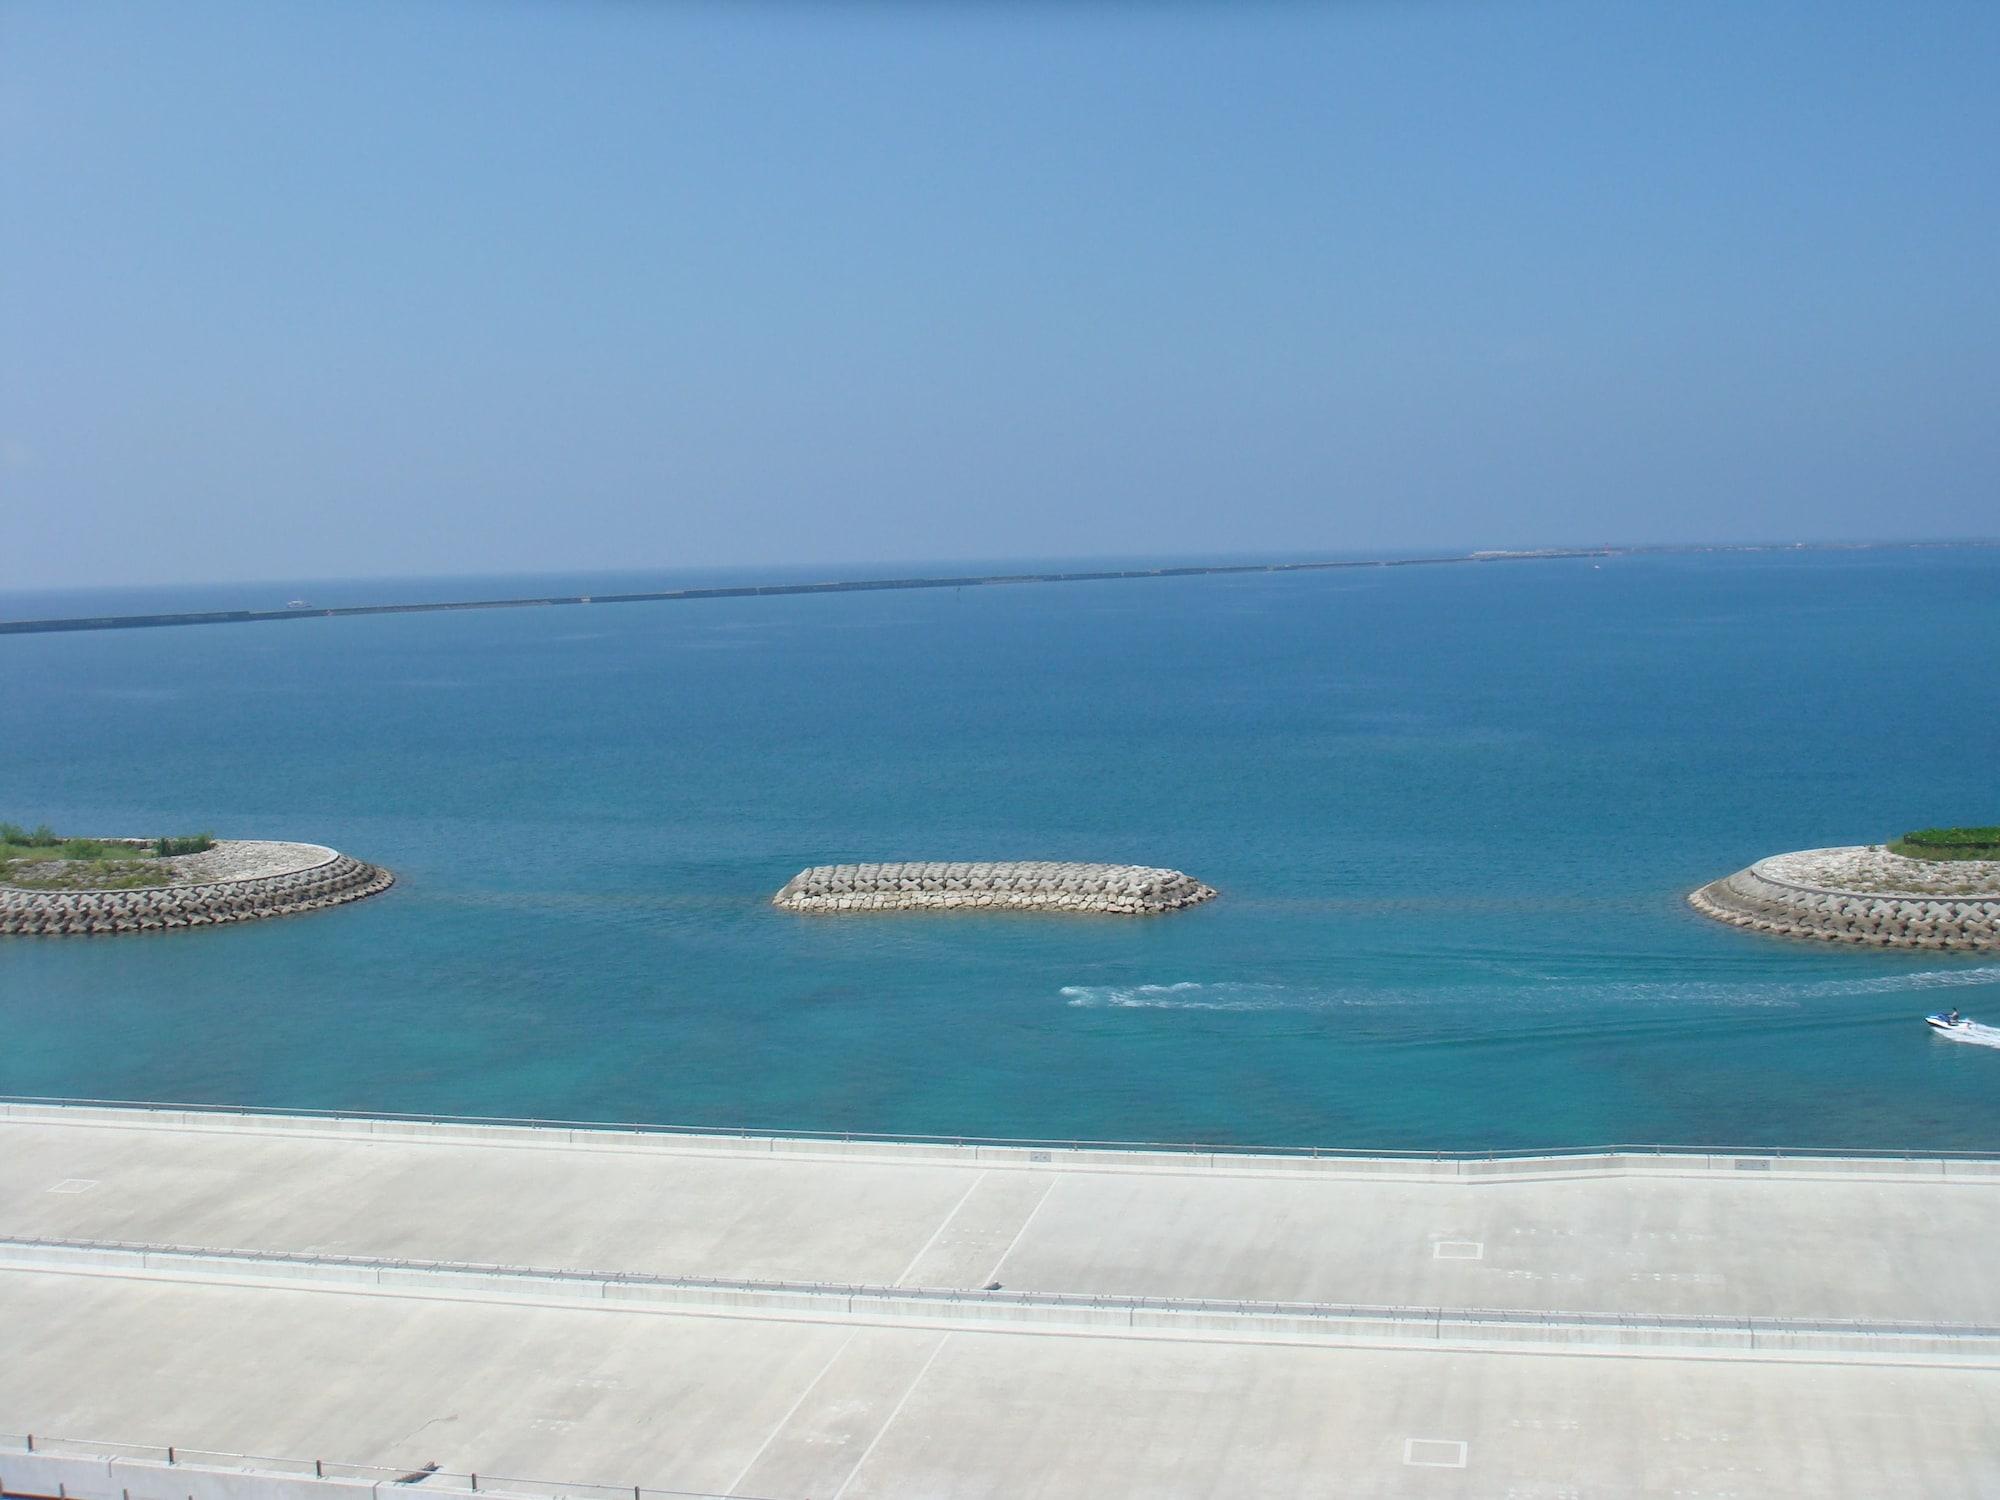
left=3, top=1102, right=1999, bottom=1497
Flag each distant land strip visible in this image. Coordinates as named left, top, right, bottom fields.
left=2, top=539, right=1990, bottom=636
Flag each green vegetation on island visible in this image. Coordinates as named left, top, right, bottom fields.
left=0, top=824, right=217, bottom=890
left=1889, top=826, right=2000, bottom=862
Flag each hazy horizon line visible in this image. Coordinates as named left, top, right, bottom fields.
left=6, top=533, right=1998, bottom=601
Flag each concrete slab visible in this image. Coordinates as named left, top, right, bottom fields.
left=998, top=1167, right=2000, bottom=1322
left=6, top=1110, right=2000, bottom=1327
left=891, top=1171, right=1053, bottom=1289
left=723, top=1329, right=946, bottom=1499
left=0, top=1119, right=969, bottom=1287
left=7, top=1105, right=2000, bottom=1497
left=4, top=1269, right=2000, bottom=1499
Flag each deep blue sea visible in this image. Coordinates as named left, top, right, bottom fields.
left=3, top=548, right=1998, bottom=1151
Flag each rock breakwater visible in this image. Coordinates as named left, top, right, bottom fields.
left=1689, top=846, right=2000, bottom=950
left=774, top=861, right=1216, bottom=915
left=1, top=839, right=393, bottom=936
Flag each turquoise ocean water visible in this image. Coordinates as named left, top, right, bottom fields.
left=3, top=547, right=1997, bottom=1151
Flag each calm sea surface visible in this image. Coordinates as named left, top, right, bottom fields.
left=3, top=548, right=1998, bottom=1151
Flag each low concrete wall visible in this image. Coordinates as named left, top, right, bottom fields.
left=6, top=1237, right=1995, bottom=1363
left=0, top=1447, right=694, bottom=1500
left=774, top=861, right=1216, bottom=914
left=8, top=1099, right=1995, bottom=1183
left=0, top=1452, right=380, bottom=1500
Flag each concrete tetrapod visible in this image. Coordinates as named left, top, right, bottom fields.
left=774, top=860, right=1216, bottom=914
left=1690, top=845, right=2000, bottom=950
left=1, top=839, right=394, bottom=936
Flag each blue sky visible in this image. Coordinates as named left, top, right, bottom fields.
left=2, top=0, right=1994, bottom=587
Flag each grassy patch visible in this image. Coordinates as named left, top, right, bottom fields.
left=0, top=824, right=216, bottom=889
left=0, top=858, right=172, bottom=890
left=0, top=837, right=146, bottom=863
left=1890, top=826, right=2000, bottom=861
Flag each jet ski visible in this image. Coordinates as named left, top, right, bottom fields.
left=1926, top=1012, right=2000, bottom=1049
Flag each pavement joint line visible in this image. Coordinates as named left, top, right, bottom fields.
left=719, top=1327, right=861, bottom=1497
left=5, top=1235, right=1999, bottom=1358
left=976, top=1173, right=1057, bottom=1288
left=826, top=1333, right=951, bottom=1500
left=890, top=1170, right=987, bottom=1286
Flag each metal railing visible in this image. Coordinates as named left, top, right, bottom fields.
left=7, top=1234, right=1997, bottom=1346
left=5, top=1093, right=1997, bottom=1164
left=0, top=1431, right=762, bottom=1500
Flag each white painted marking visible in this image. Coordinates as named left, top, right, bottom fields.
left=1404, top=1437, right=1468, bottom=1468
left=979, top=1176, right=1058, bottom=1287
left=892, top=1171, right=987, bottom=1286
left=721, top=1329, right=859, bottom=1496
left=47, top=1179, right=98, bottom=1194
left=829, top=1334, right=951, bottom=1500
left=1433, top=1240, right=1484, bottom=1261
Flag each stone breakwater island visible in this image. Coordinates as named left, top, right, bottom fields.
left=1, top=839, right=393, bottom=935
left=1690, top=846, right=2000, bottom=950
left=774, top=860, right=1216, bottom=914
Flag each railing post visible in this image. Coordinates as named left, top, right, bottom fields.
left=168, top=1446, right=176, bottom=1465
left=471, top=1476, right=477, bottom=1492
left=25, top=1433, right=33, bottom=1452
left=316, top=1460, right=324, bottom=1478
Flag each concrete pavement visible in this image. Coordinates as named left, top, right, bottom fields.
left=2, top=1103, right=1998, bottom=1497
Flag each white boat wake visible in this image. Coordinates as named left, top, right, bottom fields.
left=1927, top=1018, right=2000, bottom=1050
left=1061, top=967, right=2000, bottom=1014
